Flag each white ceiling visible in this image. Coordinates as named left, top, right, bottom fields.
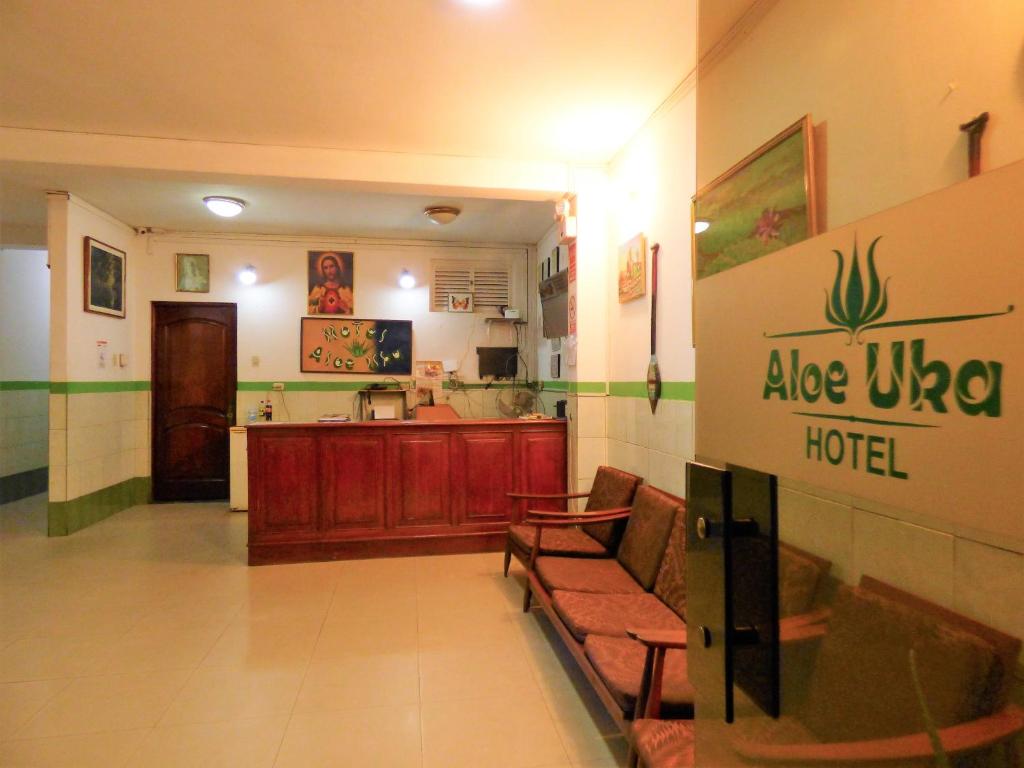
left=0, top=0, right=741, bottom=246
left=0, top=161, right=556, bottom=245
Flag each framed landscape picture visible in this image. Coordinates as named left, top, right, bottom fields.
left=300, top=317, right=412, bottom=375
left=693, top=115, right=817, bottom=281
left=617, top=233, right=646, bottom=302
left=83, top=237, right=126, bottom=318
left=175, top=253, right=210, bottom=293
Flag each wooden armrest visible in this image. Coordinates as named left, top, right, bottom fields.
left=732, top=705, right=1024, bottom=764
left=626, top=628, right=688, bottom=649
left=507, top=491, right=591, bottom=500
left=524, top=508, right=631, bottom=527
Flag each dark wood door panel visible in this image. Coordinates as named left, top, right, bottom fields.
left=453, top=431, right=515, bottom=523
left=152, top=303, right=236, bottom=501
left=251, top=436, right=318, bottom=534
left=390, top=433, right=451, bottom=527
left=319, top=434, right=387, bottom=531
left=518, top=430, right=567, bottom=513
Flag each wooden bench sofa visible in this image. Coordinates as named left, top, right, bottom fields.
left=631, top=575, right=1024, bottom=768
left=511, top=483, right=832, bottom=750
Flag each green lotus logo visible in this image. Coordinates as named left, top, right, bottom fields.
left=825, top=237, right=889, bottom=342
left=765, top=233, right=1013, bottom=342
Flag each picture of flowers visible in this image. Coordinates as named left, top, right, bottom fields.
left=617, top=233, right=646, bottom=303
left=300, top=317, right=412, bottom=375
left=693, top=115, right=817, bottom=280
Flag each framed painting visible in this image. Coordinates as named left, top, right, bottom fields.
left=175, top=253, right=210, bottom=293
left=301, top=317, right=412, bottom=375
left=84, top=237, right=126, bottom=318
left=447, top=292, right=473, bottom=312
left=307, top=250, right=354, bottom=315
left=693, top=115, right=817, bottom=281
left=617, top=233, right=646, bottom=302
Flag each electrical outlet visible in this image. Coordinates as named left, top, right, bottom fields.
left=272, top=382, right=285, bottom=391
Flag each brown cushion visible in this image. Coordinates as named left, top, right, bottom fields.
left=616, top=486, right=682, bottom=590
left=652, top=502, right=687, bottom=619
left=507, top=524, right=609, bottom=558
left=581, top=466, right=642, bottom=548
left=552, top=591, right=686, bottom=642
left=801, top=587, right=1001, bottom=742
left=778, top=544, right=824, bottom=618
left=631, top=720, right=694, bottom=768
left=584, top=634, right=694, bottom=717
left=535, top=556, right=645, bottom=595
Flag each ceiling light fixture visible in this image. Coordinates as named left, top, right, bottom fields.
left=204, top=196, right=246, bottom=218
left=238, top=265, right=258, bottom=285
left=694, top=220, right=710, bottom=234
left=398, top=269, right=416, bottom=289
left=424, top=206, right=461, bottom=225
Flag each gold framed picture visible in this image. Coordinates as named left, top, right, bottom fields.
left=84, top=236, right=126, bottom=318
left=175, top=253, right=210, bottom=293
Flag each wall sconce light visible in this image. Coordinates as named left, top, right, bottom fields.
left=424, top=206, right=460, bottom=225
left=398, top=269, right=416, bottom=289
left=203, top=196, right=247, bottom=217
left=238, top=265, right=258, bottom=285
left=694, top=220, right=710, bottom=234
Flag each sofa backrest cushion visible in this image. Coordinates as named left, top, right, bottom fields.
left=616, top=485, right=682, bottom=591
left=778, top=543, right=827, bottom=618
left=653, top=502, right=687, bottom=620
left=801, top=586, right=1002, bottom=742
left=582, top=466, right=642, bottom=549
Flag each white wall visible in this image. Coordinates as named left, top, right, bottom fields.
left=696, top=0, right=1024, bottom=672
left=135, top=233, right=528, bottom=380
left=0, top=248, right=49, bottom=381
left=0, top=248, right=49, bottom=482
left=47, top=194, right=144, bottom=511
left=597, top=84, right=699, bottom=498
left=698, top=0, right=1024, bottom=228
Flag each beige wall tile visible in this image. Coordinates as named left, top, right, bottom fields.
left=852, top=510, right=955, bottom=606
left=606, top=397, right=628, bottom=442
left=49, top=394, right=67, bottom=429
left=576, top=396, right=606, bottom=438
left=778, top=487, right=855, bottom=584
left=953, top=538, right=1024, bottom=650
left=134, top=447, right=151, bottom=477
left=647, top=449, right=685, bottom=498
left=48, top=465, right=67, bottom=502
left=576, top=437, right=607, bottom=481
left=607, top=438, right=648, bottom=481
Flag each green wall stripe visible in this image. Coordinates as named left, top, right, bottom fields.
left=609, top=381, right=695, bottom=401
left=237, top=381, right=396, bottom=392
left=48, top=476, right=151, bottom=537
left=50, top=381, right=150, bottom=394
left=539, top=381, right=606, bottom=395
left=0, top=381, right=50, bottom=391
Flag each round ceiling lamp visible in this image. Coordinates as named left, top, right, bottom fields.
left=424, top=206, right=461, bottom=225
left=203, top=196, right=246, bottom=218
left=398, top=269, right=416, bottom=289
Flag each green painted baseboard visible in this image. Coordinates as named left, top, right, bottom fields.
left=48, top=476, right=152, bottom=536
left=0, top=466, right=48, bottom=504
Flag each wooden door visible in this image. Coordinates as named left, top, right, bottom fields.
left=152, top=302, right=237, bottom=500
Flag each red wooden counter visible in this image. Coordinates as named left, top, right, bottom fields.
left=246, top=418, right=567, bottom=565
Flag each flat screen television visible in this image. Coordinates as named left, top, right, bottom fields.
left=539, top=271, right=569, bottom=339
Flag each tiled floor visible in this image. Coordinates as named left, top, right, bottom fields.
left=0, top=494, right=628, bottom=767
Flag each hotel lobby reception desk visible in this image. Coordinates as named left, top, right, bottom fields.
left=247, top=419, right=567, bottom=564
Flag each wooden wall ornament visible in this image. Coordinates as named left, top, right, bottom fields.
left=959, top=112, right=989, bottom=178
left=646, top=242, right=662, bottom=413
